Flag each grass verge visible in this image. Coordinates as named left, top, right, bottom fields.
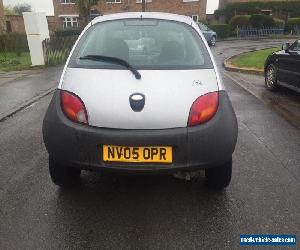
left=0, top=52, right=38, bottom=72
left=230, top=47, right=280, bottom=70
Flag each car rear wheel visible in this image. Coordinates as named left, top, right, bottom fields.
left=265, top=64, right=279, bottom=91
left=210, top=36, right=216, bottom=46
left=205, top=158, right=232, bottom=189
left=49, top=157, right=81, bottom=188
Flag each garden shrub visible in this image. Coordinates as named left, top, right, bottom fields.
left=54, top=29, right=83, bottom=37
left=217, top=1, right=300, bottom=22
left=274, top=18, right=285, bottom=28
left=209, top=24, right=230, bottom=39
left=0, top=33, right=28, bottom=56
left=286, top=18, right=300, bottom=32
left=250, top=14, right=275, bottom=28
left=229, top=15, right=251, bottom=31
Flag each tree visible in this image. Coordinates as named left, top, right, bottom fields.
left=76, top=0, right=100, bottom=27
left=13, top=3, right=32, bottom=15
left=4, top=5, right=17, bottom=15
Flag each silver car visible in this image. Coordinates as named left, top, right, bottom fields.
left=43, top=12, right=238, bottom=189
left=198, top=23, right=217, bottom=46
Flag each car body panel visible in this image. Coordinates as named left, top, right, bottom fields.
left=61, top=68, right=219, bottom=129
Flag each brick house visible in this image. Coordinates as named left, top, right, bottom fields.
left=0, top=0, right=26, bottom=34
left=4, top=15, right=26, bottom=34
left=53, top=0, right=207, bottom=30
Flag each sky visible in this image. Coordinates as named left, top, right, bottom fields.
left=3, top=0, right=219, bottom=16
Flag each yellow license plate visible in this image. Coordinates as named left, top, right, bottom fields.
left=103, top=145, right=172, bottom=163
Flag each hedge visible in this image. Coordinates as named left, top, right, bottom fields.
left=286, top=18, right=300, bottom=32
left=209, top=24, right=230, bottom=39
left=217, top=1, right=300, bottom=22
left=0, top=33, right=29, bottom=56
left=274, top=18, right=285, bottom=28
left=54, top=28, right=83, bottom=37
left=199, top=19, right=208, bottom=25
left=250, top=14, right=275, bottom=28
left=229, top=15, right=251, bottom=31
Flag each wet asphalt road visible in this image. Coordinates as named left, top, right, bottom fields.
left=0, top=40, right=299, bottom=250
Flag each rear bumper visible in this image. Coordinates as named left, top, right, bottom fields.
left=43, top=90, right=238, bottom=174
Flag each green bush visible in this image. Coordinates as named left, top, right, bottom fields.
left=217, top=1, right=300, bottom=22
left=286, top=18, right=300, bottom=32
left=250, top=14, right=266, bottom=28
left=263, top=15, right=276, bottom=27
left=274, top=18, right=285, bottom=28
left=209, top=24, right=230, bottom=39
left=0, top=33, right=28, bottom=56
left=54, top=29, right=83, bottom=37
left=250, top=14, right=275, bottom=28
left=199, top=19, right=208, bottom=25
left=229, top=15, right=251, bottom=31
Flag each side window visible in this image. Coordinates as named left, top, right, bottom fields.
left=291, top=40, right=300, bottom=52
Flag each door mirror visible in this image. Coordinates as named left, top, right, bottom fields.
left=282, top=43, right=290, bottom=52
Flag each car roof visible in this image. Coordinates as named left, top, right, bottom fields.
left=91, top=12, right=194, bottom=26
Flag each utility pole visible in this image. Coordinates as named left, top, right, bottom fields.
left=142, top=0, right=146, bottom=12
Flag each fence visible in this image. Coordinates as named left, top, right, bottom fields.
left=293, top=26, right=300, bottom=35
left=237, top=27, right=284, bottom=38
left=0, top=33, right=28, bottom=55
left=42, top=35, right=78, bottom=66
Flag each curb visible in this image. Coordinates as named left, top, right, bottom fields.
left=223, top=48, right=269, bottom=76
left=223, top=58, right=264, bottom=76
left=0, top=87, right=56, bottom=123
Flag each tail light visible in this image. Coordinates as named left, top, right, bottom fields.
left=60, top=90, right=88, bottom=125
left=188, top=92, right=219, bottom=126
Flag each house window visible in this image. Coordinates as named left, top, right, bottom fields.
left=61, top=0, right=75, bottom=4
left=191, top=15, right=199, bottom=22
left=106, top=0, right=121, bottom=3
left=62, top=16, right=79, bottom=29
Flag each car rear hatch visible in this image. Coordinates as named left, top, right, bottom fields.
left=60, top=67, right=219, bottom=130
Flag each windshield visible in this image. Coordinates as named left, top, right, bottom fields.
left=69, top=19, right=213, bottom=70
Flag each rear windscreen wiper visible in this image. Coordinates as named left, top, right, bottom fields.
left=79, top=55, right=141, bottom=80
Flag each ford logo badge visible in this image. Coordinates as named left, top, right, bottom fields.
left=129, top=93, right=145, bottom=112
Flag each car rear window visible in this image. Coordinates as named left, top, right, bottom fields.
left=69, top=18, right=213, bottom=70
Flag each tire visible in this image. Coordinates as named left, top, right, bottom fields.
left=210, top=36, right=216, bottom=46
left=205, top=158, right=232, bottom=189
left=49, top=157, right=81, bottom=188
left=265, top=64, right=279, bottom=91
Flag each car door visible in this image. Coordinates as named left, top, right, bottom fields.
left=288, top=40, right=300, bottom=89
left=277, top=40, right=300, bottom=89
